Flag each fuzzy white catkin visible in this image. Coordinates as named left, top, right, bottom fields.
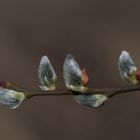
left=38, top=56, right=57, bottom=91
left=118, top=50, right=138, bottom=84
left=63, top=54, right=86, bottom=92
left=73, top=94, right=108, bottom=108
left=0, top=87, right=25, bottom=109
left=63, top=54, right=82, bottom=87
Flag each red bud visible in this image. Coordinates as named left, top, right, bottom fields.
left=136, top=68, right=140, bottom=81
left=82, top=69, right=89, bottom=86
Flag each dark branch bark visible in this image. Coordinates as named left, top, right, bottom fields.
left=22, top=85, right=140, bottom=99
left=108, top=85, right=140, bottom=98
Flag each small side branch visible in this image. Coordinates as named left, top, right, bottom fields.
left=108, top=85, right=140, bottom=98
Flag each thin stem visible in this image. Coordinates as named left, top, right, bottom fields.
left=24, top=89, right=85, bottom=99
left=108, top=85, right=140, bottom=98
left=22, top=85, right=140, bottom=99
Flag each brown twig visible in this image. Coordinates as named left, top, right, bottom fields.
left=108, top=85, right=140, bottom=98
left=21, top=85, right=140, bottom=99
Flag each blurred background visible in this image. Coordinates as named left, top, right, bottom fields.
left=0, top=0, right=140, bottom=140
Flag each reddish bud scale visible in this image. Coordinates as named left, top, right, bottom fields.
left=0, top=81, right=7, bottom=88
left=136, top=68, right=140, bottom=81
left=82, top=69, right=89, bottom=86
left=0, top=81, right=13, bottom=89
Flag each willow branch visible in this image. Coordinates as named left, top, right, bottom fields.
left=20, top=85, right=140, bottom=99
left=108, top=85, right=140, bottom=98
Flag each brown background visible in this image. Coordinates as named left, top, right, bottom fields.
left=0, top=0, right=140, bottom=140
